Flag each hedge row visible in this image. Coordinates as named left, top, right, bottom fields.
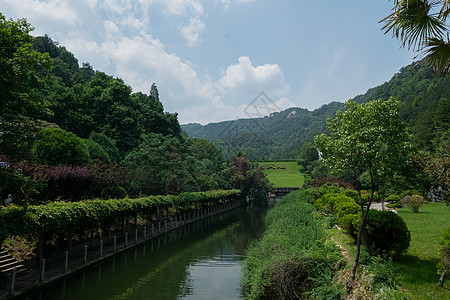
left=0, top=189, right=241, bottom=244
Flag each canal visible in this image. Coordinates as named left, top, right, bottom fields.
left=25, top=206, right=268, bottom=300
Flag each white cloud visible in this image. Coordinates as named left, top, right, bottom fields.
left=1, top=0, right=78, bottom=30
left=179, top=17, right=206, bottom=46
left=220, top=0, right=254, bottom=10
left=216, top=56, right=289, bottom=106
left=1, top=0, right=294, bottom=125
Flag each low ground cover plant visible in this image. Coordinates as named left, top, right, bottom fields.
left=241, top=190, right=345, bottom=299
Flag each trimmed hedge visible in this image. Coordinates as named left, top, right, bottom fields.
left=0, top=189, right=241, bottom=245
left=363, top=210, right=411, bottom=258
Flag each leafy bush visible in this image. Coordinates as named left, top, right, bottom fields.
left=343, top=189, right=359, bottom=202
left=309, top=177, right=355, bottom=190
left=385, top=194, right=400, bottom=203
left=43, top=164, right=95, bottom=201
left=363, top=210, right=411, bottom=258
left=386, top=202, right=402, bottom=209
left=400, top=194, right=426, bottom=213
left=89, top=132, right=120, bottom=162
left=1, top=235, right=36, bottom=261
left=361, top=190, right=380, bottom=203
left=366, top=256, right=398, bottom=291
left=101, top=185, right=127, bottom=199
left=313, top=192, right=341, bottom=213
left=335, top=196, right=361, bottom=236
left=437, top=224, right=450, bottom=287
left=33, top=128, right=91, bottom=166
left=83, top=138, right=111, bottom=163
left=321, top=214, right=339, bottom=229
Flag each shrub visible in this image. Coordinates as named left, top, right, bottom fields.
left=43, top=164, right=95, bottom=201
left=101, top=185, right=127, bottom=199
left=343, top=189, right=359, bottom=202
left=366, top=256, right=398, bottom=291
left=400, top=194, right=426, bottom=213
left=313, top=192, right=341, bottom=213
left=363, top=210, right=411, bottom=258
left=309, top=177, right=355, bottom=190
left=437, top=224, right=450, bottom=287
left=33, top=128, right=91, bottom=166
left=83, top=139, right=111, bottom=163
left=385, top=194, right=400, bottom=203
left=386, top=202, right=402, bottom=209
left=335, top=196, right=361, bottom=236
left=399, top=190, right=420, bottom=199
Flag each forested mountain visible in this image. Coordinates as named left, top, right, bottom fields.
left=183, top=102, right=344, bottom=160
left=32, top=35, right=182, bottom=158
left=352, top=64, right=450, bottom=150
left=182, top=62, right=450, bottom=160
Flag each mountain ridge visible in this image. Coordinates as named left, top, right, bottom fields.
left=182, top=62, right=450, bottom=160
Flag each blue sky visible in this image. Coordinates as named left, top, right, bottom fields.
left=1, top=0, right=416, bottom=124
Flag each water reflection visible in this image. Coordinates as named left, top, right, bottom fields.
left=25, top=207, right=267, bottom=300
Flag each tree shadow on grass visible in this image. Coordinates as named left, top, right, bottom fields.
left=396, top=254, right=440, bottom=285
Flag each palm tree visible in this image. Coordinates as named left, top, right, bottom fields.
left=381, top=0, right=450, bottom=75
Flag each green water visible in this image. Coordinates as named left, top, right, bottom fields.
left=27, top=206, right=267, bottom=300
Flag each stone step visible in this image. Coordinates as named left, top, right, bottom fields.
left=0, top=260, right=24, bottom=270
left=0, top=257, right=17, bottom=266
left=0, top=248, right=27, bottom=276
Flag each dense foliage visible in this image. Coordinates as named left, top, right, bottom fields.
left=0, top=13, right=52, bottom=159
left=438, top=224, right=450, bottom=287
left=183, top=102, right=344, bottom=160
left=0, top=189, right=241, bottom=246
left=225, top=153, right=272, bottom=206
left=33, top=128, right=91, bottom=166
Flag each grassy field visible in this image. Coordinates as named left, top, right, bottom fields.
left=395, top=203, right=450, bottom=300
left=257, top=161, right=305, bottom=188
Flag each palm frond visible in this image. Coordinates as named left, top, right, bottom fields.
left=381, top=0, right=447, bottom=50
left=439, top=0, right=450, bottom=20
left=418, top=36, right=450, bottom=74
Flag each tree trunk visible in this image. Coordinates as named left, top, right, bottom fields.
left=350, top=206, right=370, bottom=281
left=349, top=188, right=374, bottom=284
left=438, top=266, right=448, bottom=287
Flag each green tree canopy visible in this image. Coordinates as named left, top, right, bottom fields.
left=123, top=133, right=190, bottom=195
left=0, top=14, right=52, bottom=159
left=33, top=128, right=91, bottom=166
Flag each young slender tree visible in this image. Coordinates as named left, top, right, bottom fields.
left=314, top=97, right=412, bottom=285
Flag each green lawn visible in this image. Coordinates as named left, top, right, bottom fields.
left=395, top=203, right=450, bottom=300
left=257, top=161, right=304, bottom=188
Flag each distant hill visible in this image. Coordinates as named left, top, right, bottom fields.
left=182, top=62, right=450, bottom=160
left=183, top=102, right=344, bottom=160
